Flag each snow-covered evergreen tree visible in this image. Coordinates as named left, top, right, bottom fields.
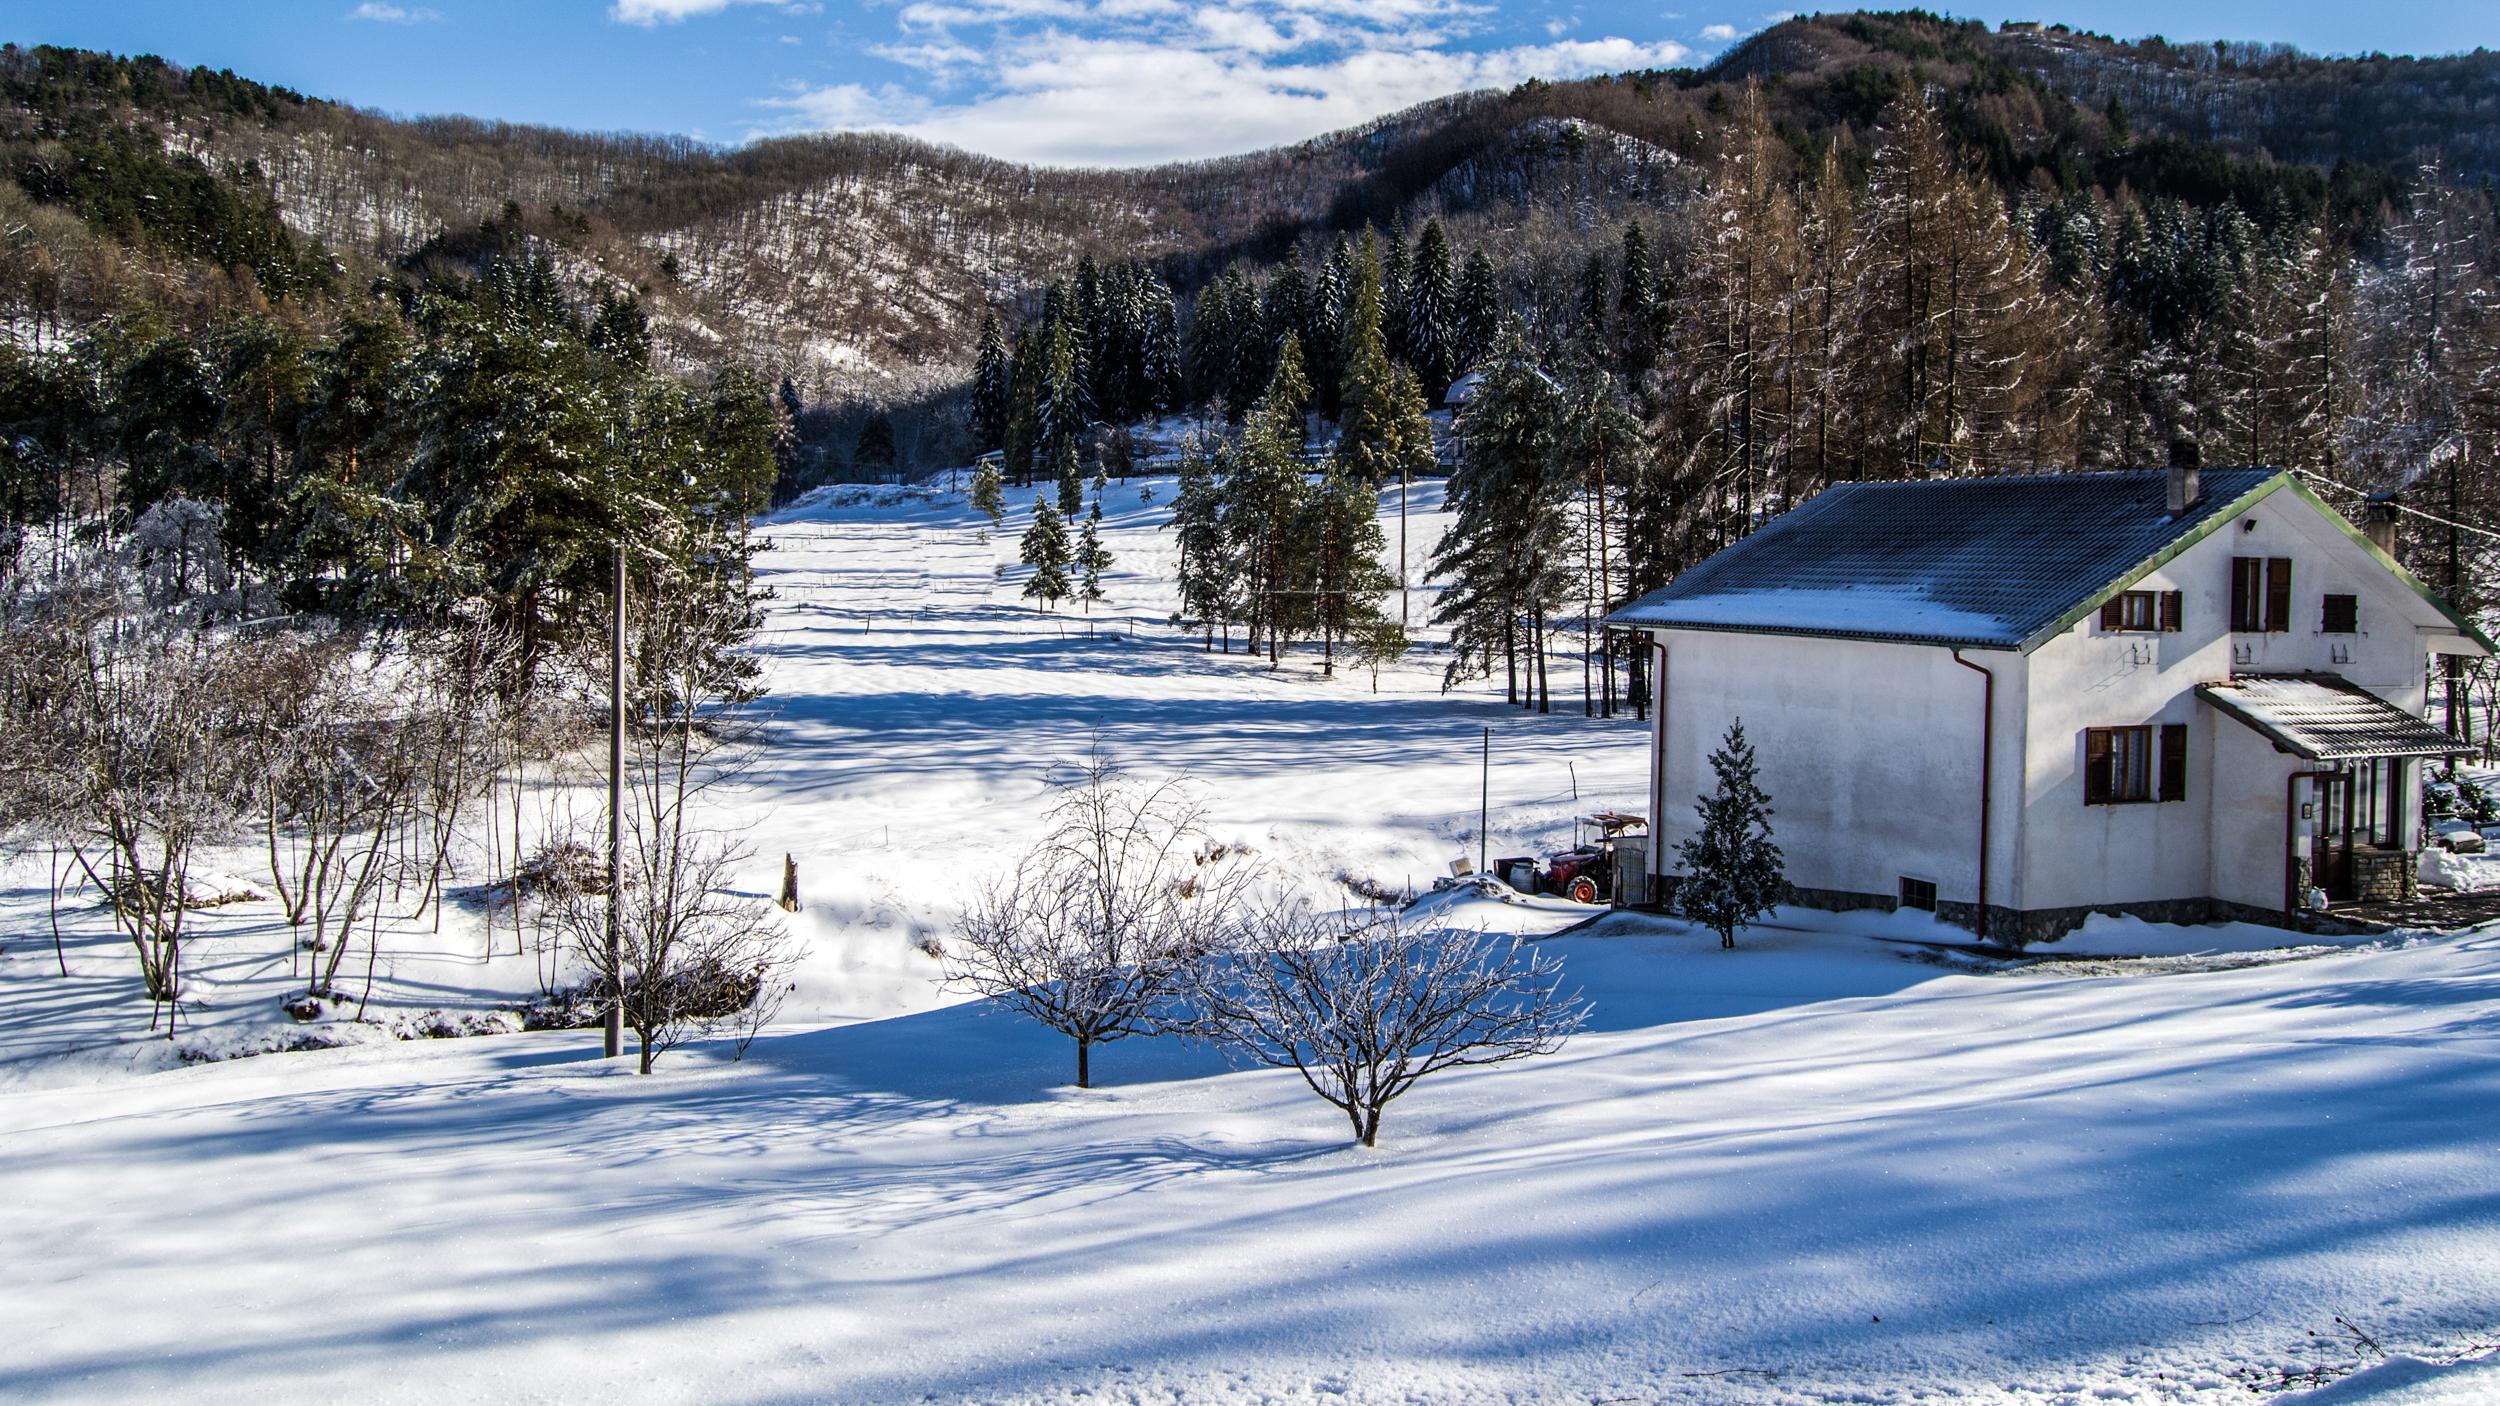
left=1137, top=275, right=1185, bottom=417
left=1427, top=326, right=1571, bottom=707
left=969, top=312, right=1011, bottom=453
left=1077, top=495, right=1112, bottom=612
left=1676, top=719, right=1786, bottom=948
left=1037, top=314, right=1092, bottom=468
left=1166, top=443, right=1234, bottom=650
left=1298, top=467, right=1401, bottom=677
left=1053, top=438, right=1084, bottom=519
left=1019, top=492, right=1071, bottom=611
left=1404, top=218, right=1457, bottom=400
left=1453, top=248, right=1500, bottom=379
left=1221, top=337, right=1314, bottom=666
left=969, top=458, right=1005, bottom=537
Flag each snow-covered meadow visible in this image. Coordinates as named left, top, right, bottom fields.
left=4, top=480, right=2499, bottom=1404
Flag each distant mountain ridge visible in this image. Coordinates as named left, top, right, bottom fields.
left=5, top=15, right=2496, bottom=396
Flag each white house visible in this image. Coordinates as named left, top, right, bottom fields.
left=1602, top=460, right=2493, bottom=944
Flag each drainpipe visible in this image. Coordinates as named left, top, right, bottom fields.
left=1950, top=650, right=1994, bottom=943
left=2285, top=768, right=2337, bottom=919
left=1647, top=634, right=1667, bottom=906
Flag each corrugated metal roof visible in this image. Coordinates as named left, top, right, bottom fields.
left=1602, top=469, right=2281, bottom=649
left=2196, top=675, right=2465, bottom=760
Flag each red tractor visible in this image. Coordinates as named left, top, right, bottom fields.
left=1502, top=813, right=1649, bottom=905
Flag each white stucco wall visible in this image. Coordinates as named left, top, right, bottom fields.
left=2018, top=484, right=2449, bottom=913
left=1645, top=630, right=2025, bottom=913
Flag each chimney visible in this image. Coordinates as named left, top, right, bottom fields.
left=2365, top=498, right=2399, bottom=555
left=2166, top=438, right=2202, bottom=515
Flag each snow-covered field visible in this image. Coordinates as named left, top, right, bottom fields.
left=4, top=480, right=2498, bottom=1404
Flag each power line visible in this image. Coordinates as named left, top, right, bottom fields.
left=2296, top=469, right=2500, bottom=544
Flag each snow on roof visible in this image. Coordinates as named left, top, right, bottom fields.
left=1604, top=469, right=2282, bottom=650
left=2195, top=675, right=2468, bottom=760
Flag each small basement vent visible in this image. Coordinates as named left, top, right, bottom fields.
left=1899, top=877, right=1938, bottom=912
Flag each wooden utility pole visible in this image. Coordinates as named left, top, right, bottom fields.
left=605, top=545, right=624, bottom=1060
left=1479, top=726, right=1493, bottom=875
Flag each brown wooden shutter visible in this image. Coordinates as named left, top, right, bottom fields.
left=2265, top=558, right=2293, bottom=632
left=2231, top=557, right=2259, bottom=631
left=2159, top=591, right=2183, bottom=631
left=2100, top=598, right=2124, bottom=630
left=2085, top=728, right=2114, bottom=804
left=2159, top=724, right=2187, bottom=801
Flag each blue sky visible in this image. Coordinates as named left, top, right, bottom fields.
left=14, top=1, right=2498, bottom=167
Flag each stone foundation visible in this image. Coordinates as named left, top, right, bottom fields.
left=1783, top=887, right=2319, bottom=949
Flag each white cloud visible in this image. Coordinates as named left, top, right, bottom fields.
left=755, top=0, right=1691, bottom=166
left=610, top=0, right=791, bottom=25
left=1697, top=23, right=1738, bottom=41
left=346, top=2, right=444, bottom=21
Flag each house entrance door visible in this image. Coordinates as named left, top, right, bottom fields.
left=2311, top=772, right=2353, bottom=900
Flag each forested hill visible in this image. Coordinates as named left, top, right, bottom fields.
left=4, top=16, right=2494, bottom=403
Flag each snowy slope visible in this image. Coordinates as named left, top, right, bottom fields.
left=5, top=477, right=2499, bottom=1404
left=6, top=919, right=2500, bottom=1404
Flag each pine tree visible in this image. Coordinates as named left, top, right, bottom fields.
left=853, top=410, right=896, bottom=477
left=1405, top=218, right=1457, bottom=401
left=1308, top=237, right=1351, bottom=416
left=1037, top=313, right=1091, bottom=468
left=1555, top=363, right=1649, bottom=716
left=1222, top=270, right=1267, bottom=419
left=1138, top=274, right=1184, bottom=417
left=1454, top=248, right=1500, bottom=378
left=1019, top=491, right=1071, bottom=611
left=1617, top=221, right=1657, bottom=376
left=1166, top=442, right=1235, bottom=650
left=1077, top=494, right=1112, bottom=611
left=1578, top=251, right=1611, bottom=351
left=1054, top=437, right=1084, bottom=519
left=1003, top=327, right=1041, bottom=484
left=1298, top=467, right=1400, bottom=677
left=1676, top=719, right=1786, bottom=948
left=1187, top=279, right=1234, bottom=416
left=1334, top=233, right=1399, bottom=483
left=1428, top=325, right=1571, bottom=708
left=1379, top=218, right=1411, bottom=365
left=1222, top=337, right=1315, bottom=666
left=970, top=457, right=1005, bottom=535
left=969, top=312, right=1011, bottom=453
left=1335, top=230, right=1439, bottom=640
left=1263, top=259, right=1311, bottom=375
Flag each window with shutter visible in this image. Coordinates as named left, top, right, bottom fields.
left=2265, top=558, right=2293, bottom=632
left=2085, top=726, right=2156, bottom=804
left=2231, top=557, right=2265, bottom=631
left=2322, top=594, right=2358, bottom=633
left=2102, top=591, right=2161, bottom=631
left=2159, top=724, right=2187, bottom=801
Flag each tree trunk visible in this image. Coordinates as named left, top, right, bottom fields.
left=1076, top=1037, right=1091, bottom=1089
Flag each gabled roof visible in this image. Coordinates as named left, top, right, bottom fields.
left=1602, top=469, right=2494, bottom=654
left=2196, top=676, right=2467, bottom=760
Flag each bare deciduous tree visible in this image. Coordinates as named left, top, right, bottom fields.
left=560, top=559, right=794, bottom=1074
left=949, top=752, right=1246, bottom=1088
left=1189, top=907, right=1589, bottom=1147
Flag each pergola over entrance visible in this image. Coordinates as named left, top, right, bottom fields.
left=2198, top=674, right=2467, bottom=905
